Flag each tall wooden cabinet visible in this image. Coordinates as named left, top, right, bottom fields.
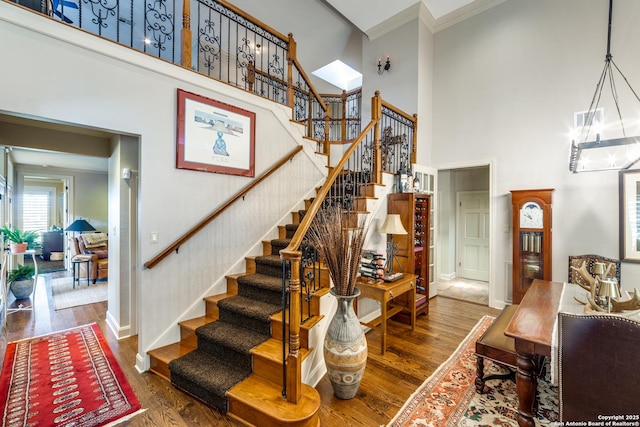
left=388, top=193, right=431, bottom=317
left=510, top=189, right=554, bottom=304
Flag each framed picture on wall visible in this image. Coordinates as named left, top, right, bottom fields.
left=619, top=168, right=640, bottom=262
left=176, top=89, right=256, bottom=177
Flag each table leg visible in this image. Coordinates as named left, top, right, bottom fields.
left=73, top=262, right=78, bottom=289
left=410, top=285, right=416, bottom=331
left=380, top=299, right=387, bottom=354
left=515, top=351, right=537, bottom=427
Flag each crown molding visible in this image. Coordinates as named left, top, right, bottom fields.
left=432, top=0, right=507, bottom=33
left=366, top=0, right=507, bottom=38
left=365, top=2, right=423, bottom=41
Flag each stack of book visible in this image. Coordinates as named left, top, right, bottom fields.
left=360, top=250, right=385, bottom=280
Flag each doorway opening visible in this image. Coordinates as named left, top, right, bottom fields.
left=436, top=164, right=491, bottom=306
left=0, top=112, right=140, bottom=338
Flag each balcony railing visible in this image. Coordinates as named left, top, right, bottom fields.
left=24, top=0, right=329, bottom=131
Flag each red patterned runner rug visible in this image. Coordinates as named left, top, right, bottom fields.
left=0, top=323, right=144, bottom=427
left=388, top=315, right=558, bottom=426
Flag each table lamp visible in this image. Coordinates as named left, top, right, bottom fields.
left=597, top=278, right=621, bottom=313
left=592, top=262, right=605, bottom=278
left=378, top=213, right=407, bottom=275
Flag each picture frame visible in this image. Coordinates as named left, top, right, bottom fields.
left=619, top=168, right=640, bottom=262
left=176, top=89, right=255, bottom=177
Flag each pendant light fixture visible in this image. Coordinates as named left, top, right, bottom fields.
left=569, top=0, right=640, bottom=173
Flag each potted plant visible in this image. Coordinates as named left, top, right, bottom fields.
left=306, top=205, right=369, bottom=399
left=1, top=225, right=39, bottom=253
left=8, top=264, right=36, bottom=299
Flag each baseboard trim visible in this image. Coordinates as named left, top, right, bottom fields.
left=135, top=352, right=150, bottom=373
left=105, top=310, right=131, bottom=340
left=438, top=272, right=456, bottom=281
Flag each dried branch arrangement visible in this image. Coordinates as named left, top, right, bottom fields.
left=306, top=206, right=368, bottom=296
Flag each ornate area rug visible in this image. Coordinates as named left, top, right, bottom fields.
left=388, top=315, right=558, bottom=426
left=0, top=323, right=144, bottom=426
left=52, top=277, right=107, bottom=310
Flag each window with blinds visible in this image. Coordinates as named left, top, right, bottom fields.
left=23, top=191, right=51, bottom=232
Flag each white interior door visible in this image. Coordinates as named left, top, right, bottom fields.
left=456, top=191, right=489, bottom=281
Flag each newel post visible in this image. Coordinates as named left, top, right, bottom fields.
left=281, top=249, right=302, bottom=404
left=286, top=33, right=296, bottom=112
left=341, top=90, right=347, bottom=142
left=181, top=0, right=192, bottom=69
left=248, top=61, right=255, bottom=92
left=323, top=105, right=331, bottom=154
left=372, top=91, right=383, bottom=185
left=411, top=113, right=418, bottom=165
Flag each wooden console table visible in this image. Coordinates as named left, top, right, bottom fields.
left=504, top=279, right=563, bottom=427
left=356, top=274, right=417, bottom=354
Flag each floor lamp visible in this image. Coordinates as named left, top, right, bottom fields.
left=379, top=213, right=407, bottom=278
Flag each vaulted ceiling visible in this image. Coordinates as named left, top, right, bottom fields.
left=325, top=0, right=506, bottom=37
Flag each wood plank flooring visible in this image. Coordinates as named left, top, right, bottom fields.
left=1, top=271, right=500, bottom=426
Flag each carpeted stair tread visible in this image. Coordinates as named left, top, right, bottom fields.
left=217, top=294, right=281, bottom=323
left=269, top=238, right=291, bottom=254
left=169, top=348, right=250, bottom=413
left=196, top=320, right=270, bottom=354
left=253, top=254, right=283, bottom=277
left=285, top=223, right=299, bottom=238
left=254, top=254, right=282, bottom=267
left=237, top=273, right=282, bottom=294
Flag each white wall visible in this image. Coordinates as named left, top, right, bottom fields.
left=433, top=0, right=640, bottom=304
left=0, top=2, right=326, bottom=371
left=362, top=19, right=420, bottom=120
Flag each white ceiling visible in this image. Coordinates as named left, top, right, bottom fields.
left=10, top=147, right=108, bottom=173
left=325, top=0, right=506, bottom=36
left=1, top=113, right=111, bottom=173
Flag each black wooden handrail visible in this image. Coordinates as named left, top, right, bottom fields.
left=144, top=145, right=303, bottom=269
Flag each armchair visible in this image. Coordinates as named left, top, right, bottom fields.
left=558, top=313, right=640, bottom=422
left=69, top=233, right=108, bottom=283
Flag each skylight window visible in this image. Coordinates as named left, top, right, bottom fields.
left=312, top=60, right=362, bottom=91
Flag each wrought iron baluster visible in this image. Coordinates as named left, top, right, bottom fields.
left=145, top=0, right=174, bottom=55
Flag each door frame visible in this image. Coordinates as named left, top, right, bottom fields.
left=435, top=160, right=496, bottom=307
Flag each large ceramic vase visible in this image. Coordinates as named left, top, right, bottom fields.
left=324, top=287, right=367, bottom=399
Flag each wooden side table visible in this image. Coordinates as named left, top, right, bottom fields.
left=356, top=274, right=417, bottom=354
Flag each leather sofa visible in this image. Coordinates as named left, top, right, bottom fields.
left=70, top=233, right=108, bottom=283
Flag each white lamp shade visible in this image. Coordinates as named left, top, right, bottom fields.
left=379, top=214, right=407, bottom=235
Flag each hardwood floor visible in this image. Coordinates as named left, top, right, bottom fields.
left=1, top=272, right=501, bottom=426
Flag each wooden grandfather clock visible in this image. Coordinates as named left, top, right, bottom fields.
left=510, top=189, right=554, bottom=304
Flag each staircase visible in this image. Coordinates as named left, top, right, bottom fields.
left=146, top=168, right=383, bottom=426
left=147, top=205, right=327, bottom=427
